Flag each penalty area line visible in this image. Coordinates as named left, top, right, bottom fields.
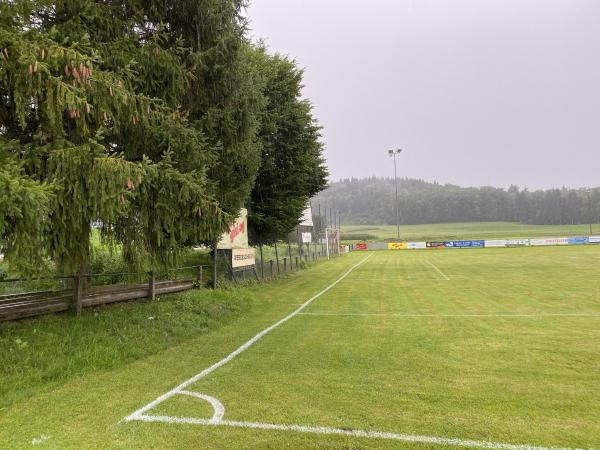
left=133, top=415, right=590, bottom=450
left=123, top=253, right=373, bottom=422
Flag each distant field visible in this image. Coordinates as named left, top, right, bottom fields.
left=342, top=221, right=600, bottom=242
left=2, top=246, right=598, bottom=448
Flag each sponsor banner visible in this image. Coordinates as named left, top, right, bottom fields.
left=231, top=248, right=255, bottom=268
left=485, top=240, right=508, bottom=248
left=388, top=242, right=407, bottom=250
left=589, top=236, right=600, bottom=244
left=530, top=238, right=569, bottom=246
left=568, top=237, right=588, bottom=245
left=301, top=232, right=312, bottom=244
left=355, top=243, right=368, bottom=250
left=217, top=208, right=249, bottom=249
left=426, top=242, right=446, bottom=248
left=506, top=239, right=529, bottom=247
left=369, top=242, right=389, bottom=250
left=444, top=240, right=485, bottom=248
left=407, top=242, right=427, bottom=249
left=341, top=245, right=350, bottom=253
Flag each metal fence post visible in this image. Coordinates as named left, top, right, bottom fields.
left=148, top=271, right=156, bottom=300
left=197, top=265, right=203, bottom=287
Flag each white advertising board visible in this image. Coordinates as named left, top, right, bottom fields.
left=485, top=240, right=508, bottom=248
left=506, top=239, right=529, bottom=247
left=407, top=242, right=427, bottom=249
left=589, top=236, right=600, bottom=244
left=231, top=248, right=256, bottom=268
left=301, top=232, right=312, bottom=244
left=217, top=208, right=249, bottom=249
left=530, top=238, right=569, bottom=246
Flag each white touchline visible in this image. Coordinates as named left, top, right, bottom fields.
left=123, top=253, right=373, bottom=422
left=297, top=312, right=600, bottom=318
left=130, top=416, right=591, bottom=450
left=425, top=259, right=450, bottom=280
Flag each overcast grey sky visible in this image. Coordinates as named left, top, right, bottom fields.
left=246, top=0, right=600, bottom=190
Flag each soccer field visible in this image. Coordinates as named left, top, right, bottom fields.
left=1, top=246, right=599, bottom=449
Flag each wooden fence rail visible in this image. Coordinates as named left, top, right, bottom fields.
left=0, top=266, right=204, bottom=322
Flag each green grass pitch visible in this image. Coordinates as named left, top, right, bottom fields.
left=1, top=246, right=599, bottom=449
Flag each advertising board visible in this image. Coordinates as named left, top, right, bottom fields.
left=530, top=238, right=569, bottom=246
left=388, top=242, right=407, bottom=250
left=506, top=239, right=529, bottom=247
left=444, top=240, right=485, bottom=248
left=407, top=242, right=427, bottom=249
left=217, top=208, right=249, bottom=249
left=355, top=243, right=368, bottom=250
left=484, top=240, right=508, bottom=248
left=231, top=248, right=256, bottom=268
left=567, top=237, right=588, bottom=245
left=426, top=242, right=446, bottom=248
left=589, top=236, right=600, bottom=244
left=301, top=232, right=312, bottom=244
left=368, top=242, right=389, bottom=250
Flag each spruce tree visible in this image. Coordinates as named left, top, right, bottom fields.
left=247, top=45, right=328, bottom=244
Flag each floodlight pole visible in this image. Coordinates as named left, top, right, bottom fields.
left=388, top=149, right=403, bottom=241
left=586, top=189, right=592, bottom=235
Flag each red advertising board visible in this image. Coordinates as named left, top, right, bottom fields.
left=355, top=243, right=368, bottom=250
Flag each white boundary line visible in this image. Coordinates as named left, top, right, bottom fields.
left=425, top=259, right=450, bottom=280
left=123, top=253, right=373, bottom=422
left=298, top=312, right=600, bottom=318
left=131, top=416, right=590, bottom=450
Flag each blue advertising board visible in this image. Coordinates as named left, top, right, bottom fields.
left=567, top=237, right=588, bottom=245
left=444, top=240, right=485, bottom=248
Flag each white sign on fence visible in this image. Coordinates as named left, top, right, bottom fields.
left=231, top=248, right=256, bottom=268
left=301, top=232, right=312, bottom=244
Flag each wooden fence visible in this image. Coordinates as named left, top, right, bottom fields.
left=0, top=266, right=204, bottom=322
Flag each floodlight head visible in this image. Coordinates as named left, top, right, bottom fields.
left=388, top=149, right=394, bottom=155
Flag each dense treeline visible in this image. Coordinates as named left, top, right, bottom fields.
left=0, top=1, right=326, bottom=274
left=314, top=178, right=600, bottom=226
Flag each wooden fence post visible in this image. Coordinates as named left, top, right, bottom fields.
left=72, top=274, right=83, bottom=315
left=283, top=257, right=287, bottom=272
left=148, top=271, right=156, bottom=300
left=295, top=256, right=298, bottom=270
left=270, top=260, right=274, bottom=278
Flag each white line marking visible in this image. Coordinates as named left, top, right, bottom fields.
left=425, top=259, right=450, bottom=280
left=132, top=415, right=590, bottom=450
left=298, top=312, right=600, bottom=318
left=177, top=391, right=224, bottom=424
left=31, top=435, right=51, bottom=446
left=123, top=254, right=373, bottom=422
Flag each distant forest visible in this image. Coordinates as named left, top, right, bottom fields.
left=313, top=178, right=600, bottom=225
